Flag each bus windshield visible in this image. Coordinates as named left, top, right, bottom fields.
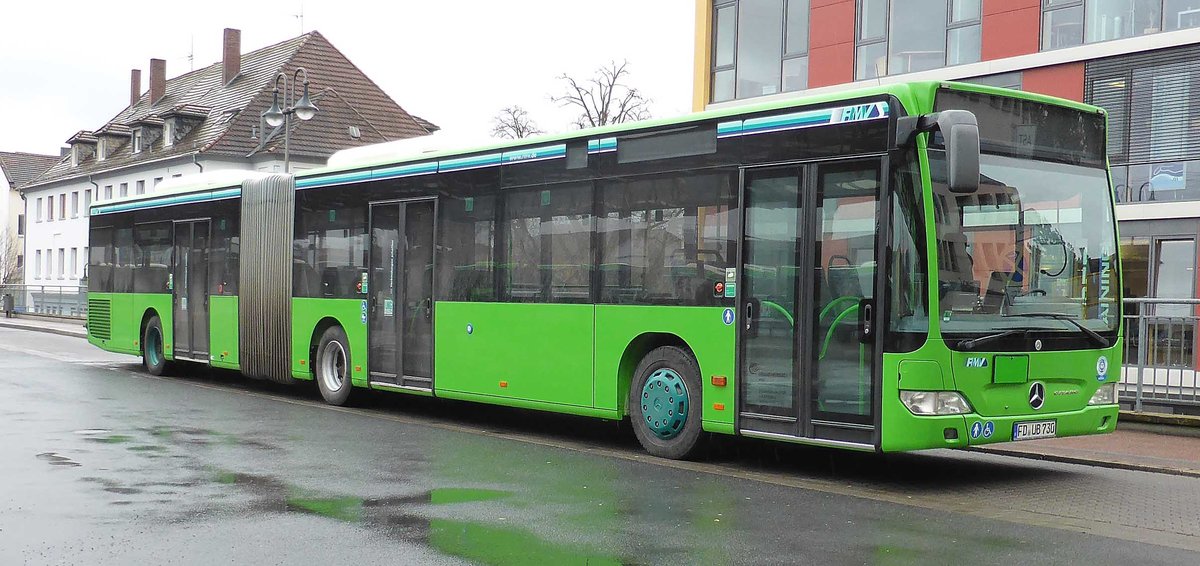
left=931, top=150, right=1120, bottom=337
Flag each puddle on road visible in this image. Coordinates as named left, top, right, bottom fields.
left=36, top=452, right=81, bottom=467
left=73, top=429, right=111, bottom=436
left=206, top=468, right=626, bottom=565
left=84, top=434, right=134, bottom=444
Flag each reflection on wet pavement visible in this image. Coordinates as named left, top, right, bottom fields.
left=3, top=328, right=1199, bottom=565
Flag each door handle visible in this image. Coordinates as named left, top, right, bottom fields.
left=744, top=300, right=756, bottom=335
left=859, top=299, right=874, bottom=343
left=423, top=298, right=433, bottom=321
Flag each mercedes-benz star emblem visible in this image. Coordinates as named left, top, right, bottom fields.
left=1029, top=382, right=1046, bottom=410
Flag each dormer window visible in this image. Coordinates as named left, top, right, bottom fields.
left=97, top=138, right=108, bottom=161
left=132, top=129, right=144, bottom=153
left=163, top=120, right=174, bottom=147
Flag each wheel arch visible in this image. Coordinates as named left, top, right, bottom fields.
left=139, top=308, right=164, bottom=349
left=308, top=316, right=347, bottom=367
left=616, top=332, right=696, bottom=417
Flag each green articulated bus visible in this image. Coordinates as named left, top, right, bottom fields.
left=87, top=81, right=1122, bottom=458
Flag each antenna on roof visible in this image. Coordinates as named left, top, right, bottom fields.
left=188, top=35, right=194, bottom=71
left=295, top=2, right=305, bottom=34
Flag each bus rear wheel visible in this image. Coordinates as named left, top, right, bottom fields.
left=315, top=325, right=353, bottom=406
left=629, top=346, right=705, bottom=460
left=142, top=315, right=170, bottom=376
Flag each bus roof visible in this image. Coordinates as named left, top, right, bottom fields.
left=299, top=80, right=1103, bottom=181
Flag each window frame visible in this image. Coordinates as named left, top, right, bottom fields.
left=710, top=0, right=811, bottom=102
left=855, top=0, right=982, bottom=79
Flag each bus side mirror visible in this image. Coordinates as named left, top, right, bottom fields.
left=938, top=110, right=980, bottom=194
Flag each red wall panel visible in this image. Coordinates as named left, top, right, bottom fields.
left=982, top=0, right=1041, bottom=60
left=808, top=0, right=855, bottom=88
left=1022, top=63, right=1085, bottom=102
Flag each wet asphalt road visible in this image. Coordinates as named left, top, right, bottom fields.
left=2, top=328, right=1199, bottom=565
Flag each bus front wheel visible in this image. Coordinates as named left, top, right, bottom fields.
left=629, top=346, right=705, bottom=460
left=315, top=325, right=353, bottom=406
left=142, top=315, right=170, bottom=376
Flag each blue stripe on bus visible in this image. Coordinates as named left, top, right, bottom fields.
left=740, top=102, right=889, bottom=137
left=296, top=170, right=372, bottom=189
left=717, top=120, right=743, bottom=138
left=587, top=137, right=616, bottom=154
left=439, top=153, right=503, bottom=172
left=502, top=144, right=566, bottom=164
left=372, top=161, right=439, bottom=180
left=91, top=188, right=242, bottom=215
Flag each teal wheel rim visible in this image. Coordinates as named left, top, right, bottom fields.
left=641, top=368, right=689, bottom=440
left=146, top=327, right=162, bottom=367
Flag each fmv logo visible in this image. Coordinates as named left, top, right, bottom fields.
left=966, top=357, right=989, bottom=368
left=839, top=104, right=880, bottom=121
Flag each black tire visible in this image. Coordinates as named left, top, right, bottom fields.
left=142, top=315, right=170, bottom=376
left=629, top=346, right=706, bottom=460
left=315, top=325, right=353, bottom=406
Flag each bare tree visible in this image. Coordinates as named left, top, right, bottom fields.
left=552, top=60, right=651, bottom=129
left=491, top=106, right=544, bottom=140
left=0, top=232, right=21, bottom=284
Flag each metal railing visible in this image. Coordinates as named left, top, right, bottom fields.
left=0, top=284, right=88, bottom=319
left=1121, top=298, right=1200, bottom=412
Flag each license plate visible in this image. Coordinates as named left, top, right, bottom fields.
left=1012, top=420, right=1056, bottom=441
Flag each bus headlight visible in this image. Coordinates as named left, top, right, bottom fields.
left=1088, top=383, right=1118, bottom=405
left=899, top=391, right=972, bottom=415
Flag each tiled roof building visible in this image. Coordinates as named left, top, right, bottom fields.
left=19, top=28, right=435, bottom=298
left=29, top=29, right=434, bottom=186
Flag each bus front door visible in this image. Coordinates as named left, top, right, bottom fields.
left=739, top=160, right=881, bottom=446
left=368, top=199, right=437, bottom=390
left=172, top=219, right=210, bottom=362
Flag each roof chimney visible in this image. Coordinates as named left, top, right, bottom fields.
left=130, top=69, right=142, bottom=107
left=223, top=28, right=241, bottom=85
left=150, top=58, right=166, bottom=104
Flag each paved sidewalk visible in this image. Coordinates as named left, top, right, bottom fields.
left=0, top=315, right=87, bottom=338
left=3, top=314, right=1200, bottom=476
left=978, top=423, right=1200, bottom=477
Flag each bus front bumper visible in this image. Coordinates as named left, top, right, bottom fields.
left=882, top=404, right=1119, bottom=452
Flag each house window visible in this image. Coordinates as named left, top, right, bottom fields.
left=104, top=185, right=113, bottom=200
left=856, top=0, right=982, bottom=79
left=36, top=198, right=42, bottom=222
left=60, top=193, right=66, bottom=219
left=70, top=248, right=78, bottom=279
left=47, top=196, right=54, bottom=221
left=119, top=183, right=128, bottom=198
left=163, top=120, right=174, bottom=146
left=72, top=192, right=79, bottom=217
left=35, top=250, right=41, bottom=279
left=132, top=129, right=144, bottom=153
left=97, top=138, right=107, bottom=161
left=58, top=249, right=65, bottom=279
left=711, top=0, right=810, bottom=102
left=136, top=180, right=145, bottom=195
left=153, top=177, right=163, bottom=190
left=84, top=190, right=91, bottom=216
left=17, top=214, right=24, bottom=235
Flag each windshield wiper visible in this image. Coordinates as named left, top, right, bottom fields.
left=958, top=329, right=1028, bottom=351
left=1006, top=312, right=1110, bottom=348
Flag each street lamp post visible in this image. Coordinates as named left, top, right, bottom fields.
left=263, top=67, right=319, bottom=173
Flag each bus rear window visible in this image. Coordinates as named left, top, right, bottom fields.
left=933, top=89, right=1106, bottom=168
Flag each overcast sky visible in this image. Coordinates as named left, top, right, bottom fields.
left=0, top=0, right=695, bottom=156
